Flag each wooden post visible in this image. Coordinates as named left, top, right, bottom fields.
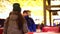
left=43, top=0, right=46, bottom=26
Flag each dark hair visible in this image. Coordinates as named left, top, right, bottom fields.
left=13, top=3, right=21, bottom=12
left=23, top=10, right=31, bottom=14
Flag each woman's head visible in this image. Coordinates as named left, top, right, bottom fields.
left=13, top=3, right=21, bottom=12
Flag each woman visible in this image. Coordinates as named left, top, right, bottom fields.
left=3, top=3, right=28, bottom=34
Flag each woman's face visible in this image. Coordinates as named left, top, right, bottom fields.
left=9, top=14, right=18, bottom=20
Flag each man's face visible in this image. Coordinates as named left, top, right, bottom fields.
left=23, top=13, right=28, bottom=16
left=23, top=11, right=31, bottom=17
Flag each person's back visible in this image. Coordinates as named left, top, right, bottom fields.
left=3, top=3, right=28, bottom=34
left=7, top=12, right=22, bottom=34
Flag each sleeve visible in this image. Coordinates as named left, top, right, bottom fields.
left=22, top=21, right=29, bottom=33
left=3, top=18, right=8, bottom=34
left=30, top=18, right=36, bottom=32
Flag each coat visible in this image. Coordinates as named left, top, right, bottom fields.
left=3, top=12, right=28, bottom=34
left=24, top=16, right=36, bottom=32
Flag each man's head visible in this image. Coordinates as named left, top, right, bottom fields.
left=23, top=10, right=31, bottom=17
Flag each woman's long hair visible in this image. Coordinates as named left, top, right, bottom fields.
left=9, top=3, right=26, bottom=29
left=9, top=12, right=26, bottom=30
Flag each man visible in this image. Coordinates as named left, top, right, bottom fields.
left=23, top=10, right=36, bottom=32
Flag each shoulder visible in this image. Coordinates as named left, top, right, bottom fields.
left=9, top=11, right=14, bottom=14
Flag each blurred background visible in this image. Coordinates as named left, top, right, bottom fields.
left=0, top=0, right=60, bottom=34
left=0, top=0, right=60, bottom=26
